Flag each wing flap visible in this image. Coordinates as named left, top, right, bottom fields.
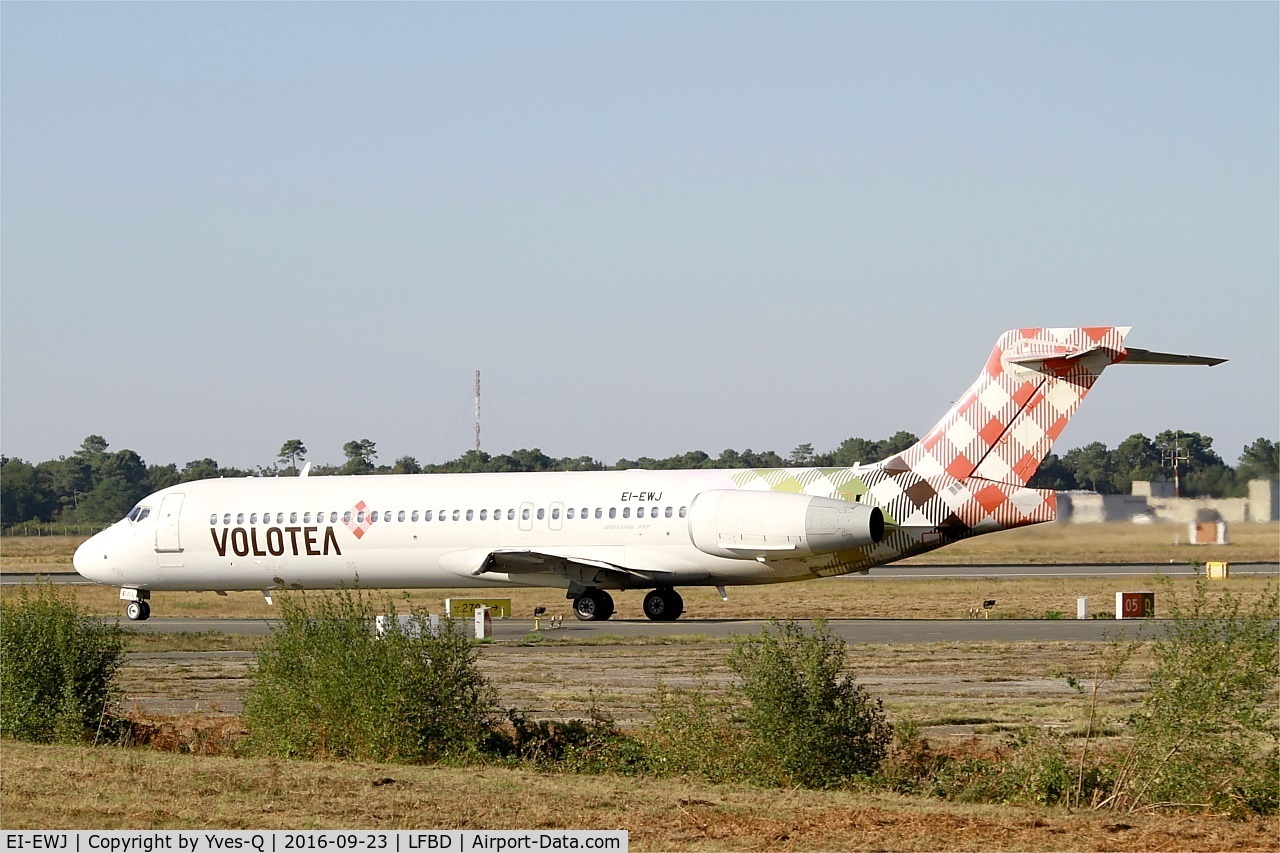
left=472, top=549, right=677, bottom=582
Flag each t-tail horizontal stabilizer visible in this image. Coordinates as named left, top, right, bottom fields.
left=1120, top=348, right=1227, bottom=367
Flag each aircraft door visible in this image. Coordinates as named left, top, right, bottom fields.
left=155, top=493, right=185, bottom=566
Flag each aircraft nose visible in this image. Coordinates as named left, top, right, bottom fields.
left=73, top=531, right=113, bottom=583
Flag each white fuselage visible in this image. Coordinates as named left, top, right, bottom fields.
left=73, top=468, right=890, bottom=595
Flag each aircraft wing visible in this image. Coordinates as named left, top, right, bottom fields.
left=470, top=548, right=678, bottom=586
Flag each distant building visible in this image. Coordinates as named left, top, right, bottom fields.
left=1056, top=480, right=1277, bottom=524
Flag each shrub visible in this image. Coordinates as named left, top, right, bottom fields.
left=726, top=618, right=893, bottom=788
left=242, top=587, right=498, bottom=762
left=1102, top=574, right=1279, bottom=815
left=642, top=685, right=763, bottom=783
left=0, top=583, right=126, bottom=743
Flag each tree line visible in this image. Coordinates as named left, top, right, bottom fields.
left=1, top=431, right=1276, bottom=527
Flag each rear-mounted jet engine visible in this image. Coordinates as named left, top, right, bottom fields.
left=687, top=489, right=885, bottom=559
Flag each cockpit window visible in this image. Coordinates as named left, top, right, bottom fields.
left=127, top=505, right=151, bottom=522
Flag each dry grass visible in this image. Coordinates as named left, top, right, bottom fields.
left=1, top=742, right=1275, bottom=850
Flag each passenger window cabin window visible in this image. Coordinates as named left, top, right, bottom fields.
left=566, top=508, right=574, bottom=520
left=357, top=511, right=366, bottom=523
left=290, top=512, right=298, bottom=524
left=480, top=509, right=488, bottom=521
left=343, top=511, right=352, bottom=523
left=665, top=506, right=673, bottom=518
left=494, top=509, right=501, bottom=520
left=210, top=514, right=218, bottom=525
left=424, top=510, right=432, bottom=521
left=507, top=509, right=515, bottom=520
left=537, top=508, right=545, bottom=520
left=595, top=508, right=603, bottom=519
left=452, top=510, right=460, bottom=521
left=608, top=508, right=616, bottom=519
left=399, top=510, right=406, bottom=522
left=522, top=508, right=531, bottom=521
left=372, top=511, right=380, bottom=523
left=622, top=507, right=630, bottom=519
left=275, top=513, right=283, bottom=525
left=439, top=510, right=447, bottom=521
left=223, top=513, right=232, bottom=525
left=250, top=513, right=258, bottom=524
left=551, top=507, right=560, bottom=520
left=679, top=506, right=687, bottom=518
left=466, top=509, right=474, bottom=521
left=236, top=513, right=245, bottom=525
left=412, top=511, right=420, bottom=522
left=302, top=512, right=310, bottom=524
left=330, top=512, right=339, bottom=524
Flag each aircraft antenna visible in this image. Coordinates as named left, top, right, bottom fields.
left=474, top=370, right=481, bottom=452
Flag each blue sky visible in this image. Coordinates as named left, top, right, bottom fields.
left=3, top=3, right=1276, bottom=471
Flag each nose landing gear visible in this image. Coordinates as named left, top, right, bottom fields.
left=121, top=588, right=152, bottom=621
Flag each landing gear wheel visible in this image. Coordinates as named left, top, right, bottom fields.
left=126, top=600, right=151, bottom=621
left=573, top=589, right=615, bottom=621
left=643, top=588, right=684, bottom=622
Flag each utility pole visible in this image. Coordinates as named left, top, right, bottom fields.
left=1162, top=430, right=1189, bottom=498
left=474, top=370, right=481, bottom=453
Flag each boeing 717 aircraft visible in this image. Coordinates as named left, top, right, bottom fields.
left=74, top=327, right=1223, bottom=622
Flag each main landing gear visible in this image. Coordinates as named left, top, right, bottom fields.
left=571, top=587, right=686, bottom=622
left=642, top=587, right=684, bottom=622
left=572, top=588, right=615, bottom=621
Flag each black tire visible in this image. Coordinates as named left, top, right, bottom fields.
left=573, top=589, right=615, bottom=621
left=126, top=600, right=149, bottom=621
left=643, top=588, right=684, bottom=622
left=139, top=600, right=151, bottom=620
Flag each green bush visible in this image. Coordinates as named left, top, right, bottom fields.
left=726, top=618, right=893, bottom=788
left=642, top=685, right=763, bottom=783
left=242, top=587, right=498, bottom=762
left=1102, top=574, right=1279, bottom=814
left=0, top=583, right=126, bottom=743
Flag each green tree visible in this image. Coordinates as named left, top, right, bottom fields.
left=181, top=458, right=222, bottom=482
left=0, top=458, right=56, bottom=525
left=789, top=443, right=816, bottom=466
left=145, top=463, right=182, bottom=493
left=1110, top=433, right=1163, bottom=493
left=1236, top=438, right=1279, bottom=482
left=77, top=476, right=140, bottom=523
left=341, top=440, right=377, bottom=475
left=1063, top=442, right=1113, bottom=492
left=1028, top=453, right=1077, bottom=491
left=390, top=456, right=422, bottom=474
left=278, top=439, right=307, bottom=475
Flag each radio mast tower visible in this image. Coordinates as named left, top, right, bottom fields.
left=474, top=370, right=481, bottom=452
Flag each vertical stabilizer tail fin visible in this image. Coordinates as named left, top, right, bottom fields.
left=883, top=327, right=1133, bottom=488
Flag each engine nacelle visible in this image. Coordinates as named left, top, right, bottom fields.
left=687, top=489, right=885, bottom=560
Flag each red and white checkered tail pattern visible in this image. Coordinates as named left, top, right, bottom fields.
left=891, top=326, right=1131, bottom=488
